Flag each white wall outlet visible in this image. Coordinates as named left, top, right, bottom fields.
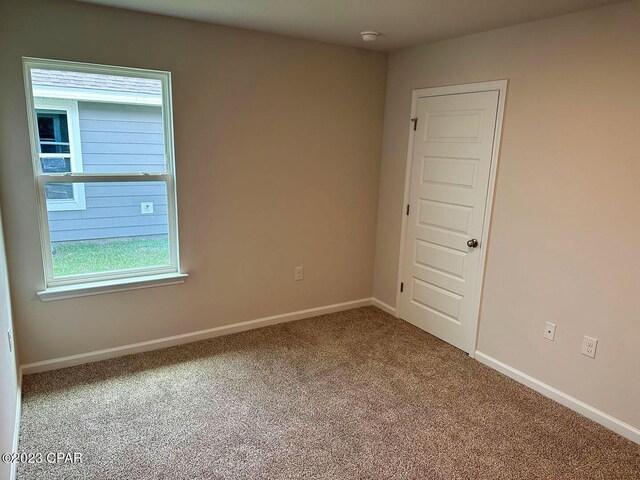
left=294, top=266, right=304, bottom=281
left=544, top=322, right=556, bottom=341
left=141, top=202, right=154, bottom=214
left=581, top=336, right=598, bottom=359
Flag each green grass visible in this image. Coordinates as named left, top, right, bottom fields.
left=52, top=237, right=170, bottom=277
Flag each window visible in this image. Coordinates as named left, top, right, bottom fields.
left=35, top=99, right=85, bottom=210
left=23, top=58, right=184, bottom=298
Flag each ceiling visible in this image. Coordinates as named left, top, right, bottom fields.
left=75, top=0, right=625, bottom=51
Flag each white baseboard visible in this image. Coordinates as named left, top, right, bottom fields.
left=475, top=351, right=640, bottom=445
left=21, top=298, right=373, bottom=375
left=15, top=303, right=639, bottom=456
left=10, top=368, right=22, bottom=480
left=371, top=298, right=397, bottom=316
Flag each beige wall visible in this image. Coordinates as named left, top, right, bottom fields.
left=0, top=0, right=387, bottom=364
left=0, top=205, right=19, bottom=480
left=2, top=0, right=638, bottom=435
left=374, top=1, right=640, bottom=428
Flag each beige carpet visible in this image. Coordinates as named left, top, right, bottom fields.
left=18, top=306, right=640, bottom=479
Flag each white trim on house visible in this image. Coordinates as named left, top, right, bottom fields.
left=33, top=97, right=86, bottom=211
left=39, top=172, right=168, bottom=183
left=22, top=57, right=184, bottom=295
left=395, top=79, right=508, bottom=358
left=32, top=85, right=161, bottom=106
left=475, top=351, right=640, bottom=445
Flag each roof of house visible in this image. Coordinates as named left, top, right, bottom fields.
left=31, top=69, right=162, bottom=95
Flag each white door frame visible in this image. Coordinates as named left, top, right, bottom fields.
left=395, top=80, right=508, bottom=358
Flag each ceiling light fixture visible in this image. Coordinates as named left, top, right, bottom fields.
left=360, top=31, right=380, bottom=42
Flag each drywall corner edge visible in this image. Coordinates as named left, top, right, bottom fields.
left=372, top=297, right=397, bottom=316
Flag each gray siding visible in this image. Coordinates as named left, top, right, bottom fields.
left=48, top=102, right=169, bottom=242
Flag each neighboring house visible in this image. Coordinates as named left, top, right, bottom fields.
left=32, top=69, right=168, bottom=242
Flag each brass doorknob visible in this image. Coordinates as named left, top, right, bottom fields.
left=467, top=239, right=479, bottom=248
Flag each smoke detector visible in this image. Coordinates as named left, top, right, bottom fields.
left=360, top=31, right=380, bottom=42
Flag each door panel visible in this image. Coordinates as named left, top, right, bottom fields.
left=424, top=109, right=484, bottom=142
left=415, top=240, right=466, bottom=278
left=422, top=156, right=477, bottom=188
left=418, top=200, right=472, bottom=234
left=398, top=90, right=499, bottom=352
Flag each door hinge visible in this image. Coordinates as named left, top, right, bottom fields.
left=411, top=117, right=418, bottom=131
left=7, top=330, right=13, bottom=353
left=400, top=282, right=404, bottom=293
left=406, top=204, right=410, bottom=215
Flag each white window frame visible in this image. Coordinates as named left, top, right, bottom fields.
left=32, top=85, right=162, bottom=106
left=34, top=98, right=86, bottom=211
left=23, top=57, right=184, bottom=296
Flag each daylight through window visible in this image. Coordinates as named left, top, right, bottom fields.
left=24, top=58, right=181, bottom=290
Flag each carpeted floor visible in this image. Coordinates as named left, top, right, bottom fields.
left=17, top=306, right=640, bottom=479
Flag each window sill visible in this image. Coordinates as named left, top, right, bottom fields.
left=37, top=272, right=188, bottom=302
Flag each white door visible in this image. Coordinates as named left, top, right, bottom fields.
left=398, top=88, right=501, bottom=353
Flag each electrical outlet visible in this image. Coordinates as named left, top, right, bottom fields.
left=294, top=266, right=304, bottom=281
left=544, top=322, right=556, bottom=341
left=141, top=202, right=154, bottom=214
left=581, top=336, right=598, bottom=359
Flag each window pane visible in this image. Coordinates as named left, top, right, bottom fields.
left=45, top=182, right=74, bottom=200
left=79, top=103, right=166, bottom=174
left=37, top=111, right=69, bottom=142
left=41, top=156, right=74, bottom=201
left=40, top=144, right=71, bottom=154
left=46, top=181, right=170, bottom=277
left=31, top=68, right=166, bottom=174
left=37, top=115, right=56, bottom=140
left=41, top=156, right=71, bottom=173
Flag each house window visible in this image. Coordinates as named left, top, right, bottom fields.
left=35, top=99, right=86, bottom=211
left=23, top=58, right=184, bottom=296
